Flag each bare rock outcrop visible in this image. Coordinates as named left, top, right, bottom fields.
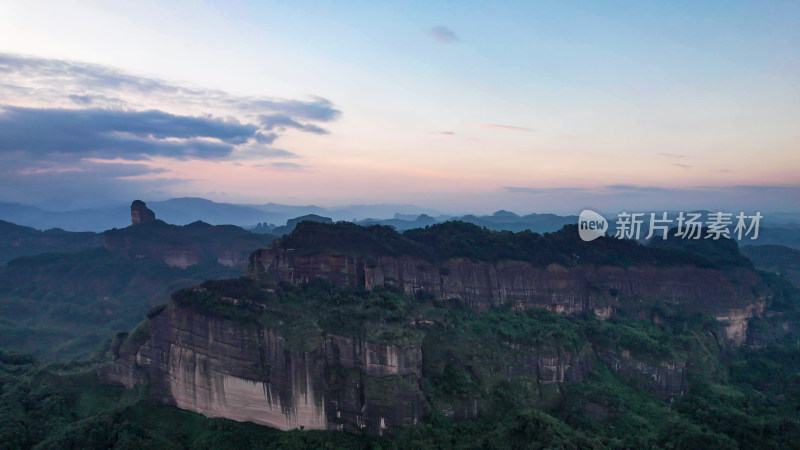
left=249, top=249, right=765, bottom=344
left=131, top=200, right=156, bottom=225
left=99, top=303, right=428, bottom=434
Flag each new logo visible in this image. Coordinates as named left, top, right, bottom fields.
left=578, top=210, right=608, bottom=242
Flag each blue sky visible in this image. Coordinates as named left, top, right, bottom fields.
left=0, top=1, right=798, bottom=213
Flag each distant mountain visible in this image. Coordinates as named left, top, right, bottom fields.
left=103, top=219, right=275, bottom=269
left=0, top=220, right=102, bottom=265
left=454, top=211, right=578, bottom=233
left=4, top=197, right=797, bottom=239
left=749, top=227, right=800, bottom=250
left=352, top=211, right=577, bottom=233
left=325, top=203, right=443, bottom=221
left=270, top=214, right=333, bottom=236
left=356, top=213, right=438, bottom=231
left=148, top=198, right=285, bottom=228
left=0, top=201, right=276, bottom=361
left=0, top=198, right=442, bottom=232
left=0, top=201, right=129, bottom=231
left=247, top=202, right=330, bottom=218
left=741, top=244, right=800, bottom=288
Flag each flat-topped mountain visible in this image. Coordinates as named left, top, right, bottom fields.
left=250, top=221, right=762, bottom=344
left=101, top=220, right=800, bottom=438
left=104, top=219, right=274, bottom=269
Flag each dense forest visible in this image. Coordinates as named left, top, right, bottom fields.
left=0, top=249, right=241, bottom=361
left=275, top=221, right=751, bottom=269
left=1, top=221, right=799, bottom=448
left=3, top=275, right=798, bottom=449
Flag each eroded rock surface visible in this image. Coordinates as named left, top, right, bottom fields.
left=99, top=304, right=427, bottom=433
left=250, top=249, right=764, bottom=343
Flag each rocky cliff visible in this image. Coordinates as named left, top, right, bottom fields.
left=99, top=290, right=608, bottom=433
left=100, top=222, right=783, bottom=434
left=100, top=275, right=715, bottom=433
left=249, top=249, right=764, bottom=344
left=99, top=302, right=426, bottom=433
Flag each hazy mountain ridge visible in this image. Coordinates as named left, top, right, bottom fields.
left=0, top=202, right=275, bottom=361
left=741, top=244, right=800, bottom=288
left=0, top=219, right=103, bottom=265
left=0, top=198, right=443, bottom=232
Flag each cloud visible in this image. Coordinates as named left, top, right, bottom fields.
left=506, top=184, right=800, bottom=197
left=67, top=93, right=127, bottom=108
left=0, top=106, right=260, bottom=160
left=259, top=114, right=328, bottom=134
left=430, top=26, right=458, bottom=43
left=672, top=163, right=692, bottom=169
left=268, top=162, right=310, bottom=171
left=235, top=147, right=298, bottom=159
left=0, top=53, right=341, bottom=133
left=501, top=184, right=800, bottom=214
left=660, top=152, right=691, bottom=159
left=505, top=185, right=669, bottom=195
left=0, top=158, right=180, bottom=209
left=474, top=123, right=533, bottom=132
left=0, top=54, right=342, bottom=206
left=247, top=161, right=310, bottom=172
left=604, top=184, right=668, bottom=193
left=504, top=186, right=587, bottom=194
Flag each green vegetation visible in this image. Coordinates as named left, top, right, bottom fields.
left=0, top=248, right=241, bottom=361
left=0, top=220, right=101, bottom=266
left=276, top=220, right=725, bottom=268
left=2, top=219, right=800, bottom=448
left=742, top=244, right=800, bottom=288
left=4, top=286, right=800, bottom=448
left=650, top=227, right=754, bottom=269
left=132, top=276, right=800, bottom=448
left=171, top=278, right=424, bottom=349
left=103, top=219, right=273, bottom=253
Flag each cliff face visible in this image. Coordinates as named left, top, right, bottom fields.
left=99, top=303, right=427, bottom=434
left=249, top=249, right=764, bottom=344
left=97, top=223, right=790, bottom=435
left=595, top=349, right=687, bottom=401
left=99, top=299, right=610, bottom=433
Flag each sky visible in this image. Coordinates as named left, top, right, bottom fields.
left=0, top=0, right=798, bottom=215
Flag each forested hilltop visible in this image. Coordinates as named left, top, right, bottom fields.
left=273, top=220, right=751, bottom=269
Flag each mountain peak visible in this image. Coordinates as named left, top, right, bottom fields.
left=131, top=200, right=156, bottom=225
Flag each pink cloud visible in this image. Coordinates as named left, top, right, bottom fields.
left=473, top=123, right=532, bottom=132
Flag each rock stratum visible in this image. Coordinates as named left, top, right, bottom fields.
left=100, top=302, right=427, bottom=433
left=100, top=221, right=787, bottom=434
left=249, top=249, right=764, bottom=345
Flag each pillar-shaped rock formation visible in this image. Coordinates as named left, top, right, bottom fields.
left=131, top=200, right=156, bottom=225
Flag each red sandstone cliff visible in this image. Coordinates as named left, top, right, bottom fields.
left=249, top=248, right=765, bottom=345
